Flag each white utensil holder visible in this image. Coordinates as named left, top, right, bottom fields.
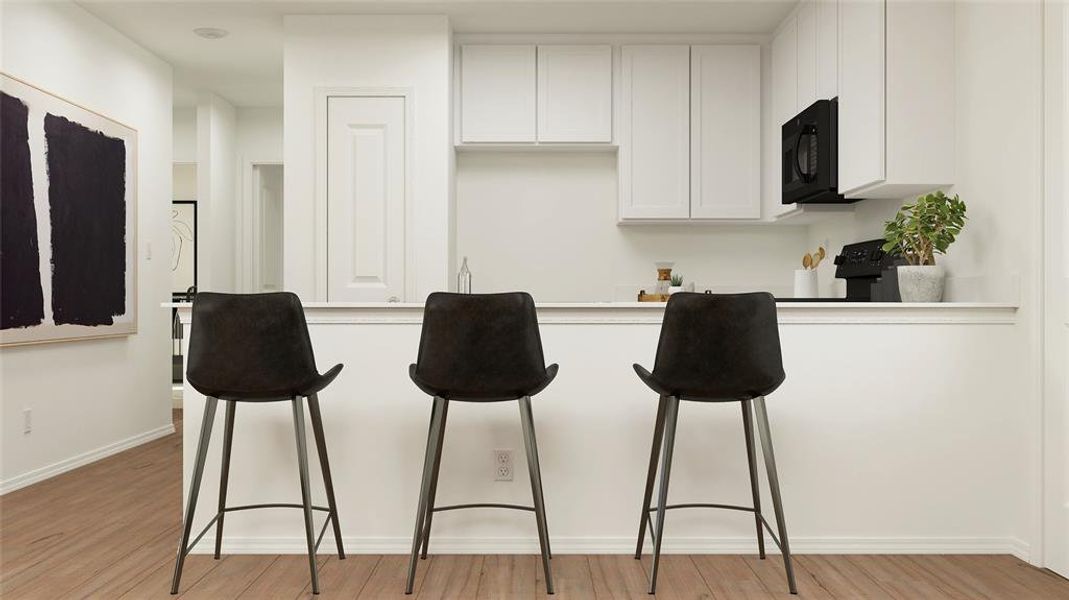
left=793, top=269, right=818, bottom=298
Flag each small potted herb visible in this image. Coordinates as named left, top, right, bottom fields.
left=882, top=191, right=967, bottom=302
left=668, top=273, right=684, bottom=295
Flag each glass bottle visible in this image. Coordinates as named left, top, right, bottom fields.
left=457, top=256, right=472, bottom=294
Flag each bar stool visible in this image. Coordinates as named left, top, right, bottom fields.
left=633, top=292, right=797, bottom=595
left=405, top=292, right=557, bottom=595
left=171, top=292, right=346, bottom=595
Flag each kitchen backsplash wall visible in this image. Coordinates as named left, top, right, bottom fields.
left=455, top=151, right=809, bottom=301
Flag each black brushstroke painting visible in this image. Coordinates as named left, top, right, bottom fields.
left=45, top=113, right=126, bottom=326
left=1, top=92, right=45, bottom=330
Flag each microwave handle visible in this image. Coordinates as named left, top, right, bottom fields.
left=793, top=125, right=817, bottom=183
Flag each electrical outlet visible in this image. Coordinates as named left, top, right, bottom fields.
left=23, top=408, right=32, bottom=434
left=494, top=449, right=513, bottom=481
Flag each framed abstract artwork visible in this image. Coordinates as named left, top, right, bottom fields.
left=171, top=201, right=197, bottom=295
left=1, top=74, right=138, bottom=346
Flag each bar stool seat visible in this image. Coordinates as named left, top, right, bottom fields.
left=408, top=363, right=558, bottom=401
left=633, top=292, right=797, bottom=595
left=192, top=364, right=344, bottom=402
left=171, top=292, right=346, bottom=596
left=632, top=363, right=782, bottom=401
left=405, top=292, right=557, bottom=595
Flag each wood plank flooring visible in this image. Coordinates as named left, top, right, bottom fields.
left=2, top=410, right=1067, bottom=599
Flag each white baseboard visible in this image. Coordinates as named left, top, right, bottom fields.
left=0, top=423, right=176, bottom=495
left=197, top=535, right=1031, bottom=561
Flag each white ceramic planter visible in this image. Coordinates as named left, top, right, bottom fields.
left=897, top=265, right=946, bottom=302
left=668, top=286, right=683, bottom=295
left=793, top=269, right=818, bottom=298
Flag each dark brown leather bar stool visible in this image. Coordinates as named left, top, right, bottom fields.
left=405, top=292, right=558, bottom=595
left=633, top=292, right=797, bottom=595
left=171, top=292, right=345, bottom=595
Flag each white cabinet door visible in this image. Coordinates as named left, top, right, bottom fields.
left=618, top=45, right=691, bottom=220
left=838, top=0, right=886, bottom=195
left=771, top=17, right=798, bottom=128
left=537, top=45, right=612, bottom=142
left=796, top=2, right=818, bottom=111
left=327, top=96, right=406, bottom=302
left=460, top=45, right=536, bottom=142
left=816, top=0, right=839, bottom=100
left=690, top=45, right=761, bottom=219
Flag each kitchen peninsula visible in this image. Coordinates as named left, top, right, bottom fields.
left=170, top=298, right=1024, bottom=557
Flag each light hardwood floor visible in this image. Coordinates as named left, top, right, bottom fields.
left=2, top=410, right=1067, bottom=599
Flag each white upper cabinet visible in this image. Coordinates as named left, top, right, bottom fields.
left=691, top=45, right=761, bottom=219
left=460, top=44, right=536, bottom=143
left=838, top=0, right=954, bottom=198
left=796, top=1, right=818, bottom=111
left=773, top=0, right=839, bottom=121
left=771, top=18, right=798, bottom=127
left=536, top=45, right=613, bottom=142
left=618, top=45, right=691, bottom=220
left=815, top=0, right=839, bottom=100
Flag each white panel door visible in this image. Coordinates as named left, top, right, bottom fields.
left=327, top=96, right=406, bottom=302
left=771, top=17, right=798, bottom=127
left=618, top=45, right=691, bottom=220
left=536, top=45, right=613, bottom=142
left=460, top=45, right=536, bottom=143
left=838, top=0, right=886, bottom=196
left=690, top=45, right=761, bottom=219
left=796, top=1, right=818, bottom=111
left=816, top=0, right=839, bottom=100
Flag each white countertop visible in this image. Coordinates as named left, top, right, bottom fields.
left=164, top=300, right=1019, bottom=310
left=165, top=300, right=1019, bottom=325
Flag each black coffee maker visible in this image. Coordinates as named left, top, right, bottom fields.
left=834, top=239, right=903, bottom=302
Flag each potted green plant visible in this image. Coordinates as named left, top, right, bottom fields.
left=882, top=191, right=967, bottom=302
left=668, top=273, right=684, bottom=295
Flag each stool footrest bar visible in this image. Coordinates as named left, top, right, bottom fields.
left=179, top=504, right=332, bottom=557
left=648, top=502, right=756, bottom=513
left=222, top=503, right=331, bottom=513
left=433, top=503, right=535, bottom=513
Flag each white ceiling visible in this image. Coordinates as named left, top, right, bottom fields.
left=78, top=0, right=796, bottom=107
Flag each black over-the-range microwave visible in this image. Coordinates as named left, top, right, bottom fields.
left=782, top=98, right=857, bottom=205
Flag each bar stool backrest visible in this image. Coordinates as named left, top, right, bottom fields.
left=652, top=292, right=785, bottom=400
left=413, top=292, right=549, bottom=400
left=187, top=292, right=320, bottom=399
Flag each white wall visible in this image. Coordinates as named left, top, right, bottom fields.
left=196, top=93, right=237, bottom=292
left=173, top=106, right=196, bottom=163
left=283, top=15, right=453, bottom=301
left=0, top=2, right=174, bottom=492
left=807, top=0, right=1044, bottom=554
left=456, top=152, right=810, bottom=301
left=237, top=107, right=282, bottom=163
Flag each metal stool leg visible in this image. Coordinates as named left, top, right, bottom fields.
left=213, top=401, right=236, bottom=559
left=292, top=397, right=320, bottom=595
left=527, top=409, right=552, bottom=560
left=741, top=399, right=766, bottom=559
left=519, top=396, right=554, bottom=595
left=753, top=396, right=797, bottom=594
left=648, top=396, right=680, bottom=595
left=420, top=399, right=449, bottom=559
left=308, top=394, right=346, bottom=560
left=635, top=396, right=668, bottom=559
left=171, top=397, right=218, bottom=595
left=406, top=397, right=446, bottom=594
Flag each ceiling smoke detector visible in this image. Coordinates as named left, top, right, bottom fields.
left=193, top=27, right=229, bottom=40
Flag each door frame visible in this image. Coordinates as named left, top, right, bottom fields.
left=239, top=160, right=283, bottom=293
left=314, top=86, right=416, bottom=302
left=1041, top=0, right=1069, bottom=578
